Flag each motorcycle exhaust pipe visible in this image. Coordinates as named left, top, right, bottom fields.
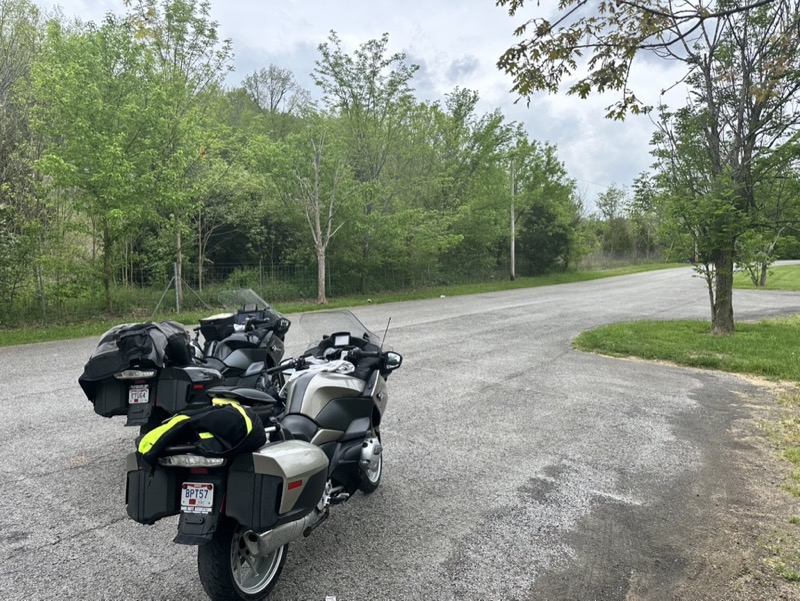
left=242, top=509, right=321, bottom=557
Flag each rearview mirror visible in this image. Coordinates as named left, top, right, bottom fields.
left=384, top=352, right=402, bottom=371
left=276, top=318, right=291, bottom=334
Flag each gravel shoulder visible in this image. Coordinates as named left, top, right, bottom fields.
left=527, top=366, right=800, bottom=601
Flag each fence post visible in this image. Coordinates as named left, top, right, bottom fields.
left=37, top=265, right=46, bottom=322
left=174, top=262, right=180, bottom=313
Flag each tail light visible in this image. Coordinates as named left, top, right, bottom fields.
left=114, top=369, right=157, bottom=380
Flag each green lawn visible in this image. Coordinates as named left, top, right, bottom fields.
left=734, top=264, right=800, bottom=290
left=574, top=315, right=800, bottom=382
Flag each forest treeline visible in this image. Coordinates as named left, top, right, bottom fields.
left=1, top=0, right=797, bottom=326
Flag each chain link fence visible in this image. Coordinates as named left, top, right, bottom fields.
left=1, top=252, right=666, bottom=327
left=1, top=259, right=514, bottom=326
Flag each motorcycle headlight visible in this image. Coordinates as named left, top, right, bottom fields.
left=114, top=369, right=157, bottom=380
left=157, top=454, right=226, bottom=468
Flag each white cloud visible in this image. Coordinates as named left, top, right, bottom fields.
left=36, top=0, right=693, bottom=200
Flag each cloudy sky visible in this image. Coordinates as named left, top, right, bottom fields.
left=35, top=0, right=689, bottom=206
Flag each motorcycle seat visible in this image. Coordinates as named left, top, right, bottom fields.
left=207, top=386, right=279, bottom=406
left=201, top=357, right=226, bottom=371
left=279, top=414, right=317, bottom=443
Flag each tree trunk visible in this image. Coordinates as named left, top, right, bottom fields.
left=197, top=209, right=204, bottom=292
left=316, top=247, right=327, bottom=304
left=711, top=248, right=735, bottom=335
left=176, top=223, right=184, bottom=308
left=759, top=262, right=768, bottom=287
left=700, top=263, right=715, bottom=322
left=102, top=220, right=112, bottom=313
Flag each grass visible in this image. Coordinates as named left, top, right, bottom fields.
left=574, top=316, right=800, bottom=382
left=0, top=262, right=682, bottom=348
left=734, top=264, right=800, bottom=290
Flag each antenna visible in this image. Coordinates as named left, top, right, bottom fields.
left=379, top=317, right=392, bottom=352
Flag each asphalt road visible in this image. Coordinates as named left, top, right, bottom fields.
left=1, top=267, right=799, bottom=601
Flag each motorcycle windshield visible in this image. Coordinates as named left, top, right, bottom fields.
left=286, top=309, right=389, bottom=356
left=216, top=289, right=272, bottom=312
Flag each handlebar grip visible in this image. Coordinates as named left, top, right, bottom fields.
left=347, top=349, right=381, bottom=360
left=265, top=357, right=306, bottom=374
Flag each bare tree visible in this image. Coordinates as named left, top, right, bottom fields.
left=243, top=64, right=312, bottom=116
left=293, top=129, right=353, bottom=304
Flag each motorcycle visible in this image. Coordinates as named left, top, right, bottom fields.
left=78, top=289, right=290, bottom=433
left=125, top=309, right=403, bottom=600
left=194, top=289, right=291, bottom=390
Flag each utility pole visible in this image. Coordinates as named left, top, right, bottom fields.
left=510, top=158, right=516, bottom=281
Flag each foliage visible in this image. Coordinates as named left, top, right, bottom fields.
left=734, top=264, right=800, bottom=290
left=0, top=1, right=682, bottom=325
left=510, top=133, right=583, bottom=273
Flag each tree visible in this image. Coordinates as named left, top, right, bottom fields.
left=509, top=133, right=582, bottom=273
left=313, top=31, right=420, bottom=289
left=244, top=65, right=310, bottom=115
left=595, top=183, right=632, bottom=256
left=313, top=31, right=418, bottom=186
left=121, top=0, right=232, bottom=305
left=0, top=0, right=43, bottom=318
left=630, top=173, right=661, bottom=260
left=32, top=16, right=158, bottom=311
left=287, top=119, right=355, bottom=304
left=496, top=0, right=782, bottom=118
left=496, top=0, right=800, bottom=334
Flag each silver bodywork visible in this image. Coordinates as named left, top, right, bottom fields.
left=251, top=441, right=328, bottom=514
left=283, top=371, right=389, bottom=420
left=284, top=372, right=366, bottom=418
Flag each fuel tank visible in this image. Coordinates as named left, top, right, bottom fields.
left=283, top=372, right=367, bottom=419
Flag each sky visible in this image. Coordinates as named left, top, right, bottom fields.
left=34, top=0, right=690, bottom=207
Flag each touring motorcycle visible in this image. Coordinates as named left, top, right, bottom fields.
left=193, top=289, right=291, bottom=391
left=125, top=309, right=402, bottom=600
left=78, top=289, right=290, bottom=432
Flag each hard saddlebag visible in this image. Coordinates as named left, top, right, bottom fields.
left=226, top=441, right=328, bottom=531
left=125, top=452, right=179, bottom=524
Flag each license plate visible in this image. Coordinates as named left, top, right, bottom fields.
left=181, top=482, right=214, bottom=513
left=128, top=384, right=149, bottom=405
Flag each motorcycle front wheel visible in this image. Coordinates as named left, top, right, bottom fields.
left=198, top=516, right=287, bottom=601
left=359, top=447, right=383, bottom=494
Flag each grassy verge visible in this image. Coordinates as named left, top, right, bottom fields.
left=763, top=392, right=800, bottom=581
left=734, top=264, right=800, bottom=290
left=0, top=262, right=681, bottom=347
left=574, top=316, right=800, bottom=382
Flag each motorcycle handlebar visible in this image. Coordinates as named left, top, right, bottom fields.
left=345, top=348, right=381, bottom=360
left=264, top=348, right=383, bottom=375
left=265, top=358, right=302, bottom=375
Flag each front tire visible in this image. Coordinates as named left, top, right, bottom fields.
left=359, top=447, right=383, bottom=494
left=198, top=516, right=287, bottom=601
